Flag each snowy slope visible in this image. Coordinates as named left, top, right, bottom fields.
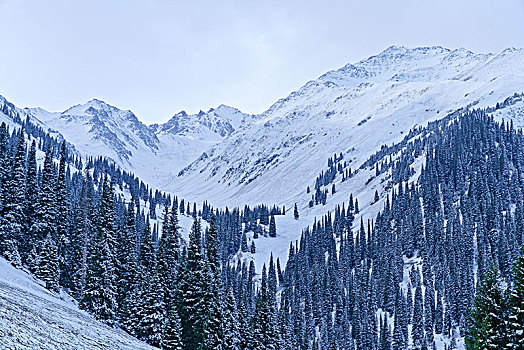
left=0, top=257, right=155, bottom=350
left=170, top=46, right=524, bottom=212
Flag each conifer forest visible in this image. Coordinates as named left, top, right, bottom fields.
left=3, top=97, right=524, bottom=349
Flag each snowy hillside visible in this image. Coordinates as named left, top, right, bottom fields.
left=170, top=46, right=524, bottom=210
left=0, top=257, right=155, bottom=350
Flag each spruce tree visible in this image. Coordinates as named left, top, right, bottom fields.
left=269, top=214, right=277, bottom=238
left=179, top=219, right=207, bottom=350
left=466, top=265, right=509, bottom=350
left=33, top=146, right=59, bottom=290
left=116, top=201, right=140, bottom=331
left=204, top=216, right=224, bottom=349
left=137, top=265, right=165, bottom=346
left=222, top=288, right=241, bottom=350
left=161, top=306, right=184, bottom=350
left=80, top=175, right=117, bottom=324
left=23, top=140, right=38, bottom=262
left=37, top=235, right=60, bottom=292
left=509, top=245, right=524, bottom=349
left=0, top=128, right=25, bottom=266
left=157, top=204, right=181, bottom=309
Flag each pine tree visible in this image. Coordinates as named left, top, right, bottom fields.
left=466, top=265, right=509, bottom=350
left=509, top=245, right=524, bottom=349
left=269, top=214, right=277, bottom=238
left=137, top=265, right=166, bottom=346
left=157, top=204, right=181, bottom=309
left=22, top=140, right=38, bottom=263
left=179, top=219, right=207, bottom=350
left=241, top=232, right=248, bottom=253
left=0, top=128, right=25, bottom=266
left=37, top=235, right=59, bottom=292
left=116, top=201, right=140, bottom=332
left=56, top=142, right=69, bottom=285
left=222, top=288, right=241, bottom=350
left=33, top=146, right=59, bottom=290
left=294, top=203, right=299, bottom=220
left=253, top=264, right=279, bottom=349
left=205, top=216, right=224, bottom=349
left=79, top=175, right=117, bottom=324
left=161, top=306, right=184, bottom=350
left=412, top=284, right=425, bottom=349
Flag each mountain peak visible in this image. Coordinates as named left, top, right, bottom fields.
left=154, top=104, right=254, bottom=138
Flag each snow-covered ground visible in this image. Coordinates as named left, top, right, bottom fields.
left=0, top=258, right=155, bottom=350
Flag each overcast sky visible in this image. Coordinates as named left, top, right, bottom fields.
left=0, top=0, right=523, bottom=123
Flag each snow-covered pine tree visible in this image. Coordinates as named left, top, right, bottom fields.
left=34, top=145, right=59, bottom=290
left=161, top=306, right=183, bottom=350
left=253, top=264, right=279, bottom=349
left=80, top=174, right=117, bottom=324
left=157, top=204, right=181, bottom=309
left=222, top=288, right=240, bottom=350
left=179, top=219, right=207, bottom=350
left=466, top=265, right=509, bottom=350
left=509, top=245, right=524, bottom=349
left=116, top=201, right=140, bottom=332
left=204, top=216, right=224, bottom=349
left=241, top=232, right=248, bottom=253
left=0, top=127, right=25, bottom=266
left=56, top=142, right=70, bottom=286
left=137, top=264, right=165, bottom=346
left=22, top=140, right=38, bottom=263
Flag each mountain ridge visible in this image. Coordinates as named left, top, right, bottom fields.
left=2, top=46, right=524, bottom=212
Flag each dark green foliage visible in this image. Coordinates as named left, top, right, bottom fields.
left=179, top=219, right=207, bottom=350
left=509, top=245, right=524, bottom=349
left=269, top=214, right=276, bottom=238
left=161, top=306, right=183, bottom=350
left=80, top=175, right=117, bottom=324
left=466, top=265, right=509, bottom=350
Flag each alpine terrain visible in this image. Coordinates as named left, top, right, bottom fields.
left=1, top=46, right=524, bottom=349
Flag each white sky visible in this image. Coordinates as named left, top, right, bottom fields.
left=0, top=0, right=523, bottom=124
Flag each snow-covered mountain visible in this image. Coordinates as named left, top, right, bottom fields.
left=30, top=99, right=159, bottom=162
left=169, top=46, right=524, bottom=210
left=147, top=106, right=257, bottom=184
left=3, top=46, right=524, bottom=217
left=0, top=96, right=256, bottom=186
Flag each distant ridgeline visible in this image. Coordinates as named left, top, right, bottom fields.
left=3, top=96, right=524, bottom=349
